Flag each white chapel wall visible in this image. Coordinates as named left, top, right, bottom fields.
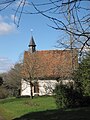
left=21, top=79, right=31, bottom=96
left=21, top=79, right=74, bottom=96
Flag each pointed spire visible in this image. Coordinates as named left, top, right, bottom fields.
left=29, top=36, right=36, bottom=47
left=28, top=36, right=36, bottom=53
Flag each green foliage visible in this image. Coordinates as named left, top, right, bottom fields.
left=74, top=51, right=90, bottom=96
left=54, top=83, right=83, bottom=109
left=54, top=83, right=68, bottom=109
left=54, top=51, right=90, bottom=109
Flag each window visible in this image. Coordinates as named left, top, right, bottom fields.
left=34, top=82, right=39, bottom=93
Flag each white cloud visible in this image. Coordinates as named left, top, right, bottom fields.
left=0, top=22, right=16, bottom=35
left=0, top=15, right=16, bottom=35
left=0, top=57, right=14, bottom=73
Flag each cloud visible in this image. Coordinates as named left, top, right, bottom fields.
left=0, top=15, right=16, bottom=35
left=0, top=57, right=14, bottom=73
left=0, top=22, right=16, bottom=35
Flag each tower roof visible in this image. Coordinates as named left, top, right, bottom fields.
left=29, top=36, right=36, bottom=47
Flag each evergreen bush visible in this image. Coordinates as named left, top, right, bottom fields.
left=54, top=83, right=83, bottom=109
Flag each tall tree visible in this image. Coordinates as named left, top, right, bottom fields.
left=74, top=51, right=90, bottom=96
left=22, top=52, right=40, bottom=98
left=4, top=63, right=22, bottom=97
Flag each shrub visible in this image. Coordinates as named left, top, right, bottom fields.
left=82, top=96, right=90, bottom=107
left=0, top=86, right=8, bottom=99
left=54, top=83, right=83, bottom=109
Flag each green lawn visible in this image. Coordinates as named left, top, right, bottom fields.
left=0, top=96, right=56, bottom=120
left=0, top=96, right=90, bottom=120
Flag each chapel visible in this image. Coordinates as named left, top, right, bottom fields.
left=21, top=36, right=78, bottom=96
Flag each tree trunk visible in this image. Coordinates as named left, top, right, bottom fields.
left=30, top=82, right=33, bottom=99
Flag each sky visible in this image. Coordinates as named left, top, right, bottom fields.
left=0, top=0, right=89, bottom=73
left=0, top=0, right=60, bottom=73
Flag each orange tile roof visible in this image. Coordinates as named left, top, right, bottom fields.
left=22, top=49, right=78, bottom=80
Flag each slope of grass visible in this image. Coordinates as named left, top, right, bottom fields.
left=0, top=96, right=56, bottom=120
left=0, top=96, right=90, bottom=120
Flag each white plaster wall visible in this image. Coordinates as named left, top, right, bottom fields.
left=21, top=79, right=31, bottom=96
left=21, top=79, right=74, bottom=96
left=60, top=79, right=74, bottom=85
left=38, top=80, right=57, bottom=96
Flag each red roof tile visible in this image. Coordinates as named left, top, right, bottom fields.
left=23, top=49, right=78, bottom=79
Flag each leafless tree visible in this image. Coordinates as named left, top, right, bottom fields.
left=3, top=63, right=22, bottom=96
left=22, top=52, right=40, bottom=98
left=1, top=0, right=90, bottom=54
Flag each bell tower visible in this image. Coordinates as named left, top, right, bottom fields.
left=28, top=36, right=36, bottom=53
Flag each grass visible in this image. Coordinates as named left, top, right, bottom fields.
left=0, top=96, right=56, bottom=120
left=0, top=96, right=90, bottom=120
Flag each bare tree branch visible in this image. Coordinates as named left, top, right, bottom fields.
left=0, top=0, right=90, bottom=54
